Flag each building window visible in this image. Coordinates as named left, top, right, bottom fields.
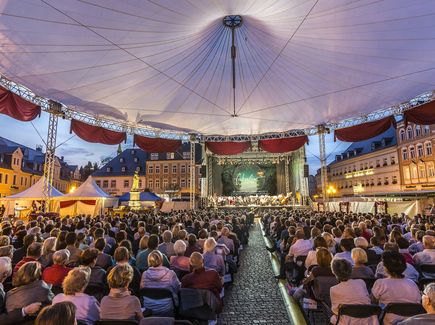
left=180, top=179, right=186, bottom=188
left=124, top=180, right=129, bottom=188
left=407, top=126, right=413, bottom=139
left=377, top=178, right=382, bottom=186
left=134, top=157, right=138, bottom=163
left=155, top=179, right=160, bottom=188
left=183, top=152, right=190, bottom=160
left=411, top=165, right=418, bottom=179
left=424, top=125, right=430, bottom=135
left=150, top=153, right=159, bottom=160
left=148, top=165, right=153, bottom=174
left=415, top=125, right=421, bottom=137
left=155, top=165, right=160, bottom=174
left=166, top=152, right=174, bottom=160
left=403, top=166, right=410, bottom=180
left=172, top=165, right=177, bottom=174
left=139, top=180, right=142, bottom=188
left=120, top=157, right=124, bottom=163
left=12, top=175, right=16, bottom=185
left=419, top=164, right=426, bottom=178
left=376, top=160, right=380, bottom=167
left=111, top=180, right=116, bottom=188
left=121, top=166, right=127, bottom=172
left=392, top=175, right=397, bottom=184
left=131, top=149, right=136, bottom=155
left=383, top=158, right=388, bottom=166
left=96, top=180, right=101, bottom=187
left=171, top=178, right=177, bottom=185
left=384, top=177, right=389, bottom=185
left=427, top=162, right=435, bottom=177
left=390, top=156, right=395, bottom=165
left=417, top=144, right=424, bottom=158
left=163, top=165, right=169, bottom=174
left=163, top=179, right=168, bottom=188
left=425, top=142, right=433, bottom=156
left=103, top=180, right=108, bottom=188
left=409, top=146, right=416, bottom=159
left=181, top=165, right=186, bottom=174
left=106, top=167, right=111, bottom=172
left=399, top=129, right=405, bottom=142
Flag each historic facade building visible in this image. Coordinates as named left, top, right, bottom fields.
left=0, top=137, right=81, bottom=197
left=92, top=143, right=202, bottom=196
left=396, top=121, right=435, bottom=192
left=327, top=127, right=401, bottom=197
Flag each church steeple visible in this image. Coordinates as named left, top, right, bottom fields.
left=117, top=143, right=122, bottom=156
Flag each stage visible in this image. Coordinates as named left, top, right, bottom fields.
left=210, top=204, right=311, bottom=212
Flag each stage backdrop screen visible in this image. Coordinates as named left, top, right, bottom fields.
left=221, top=163, right=277, bottom=195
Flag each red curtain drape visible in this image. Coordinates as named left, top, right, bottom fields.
left=205, top=141, right=251, bottom=155
left=334, top=116, right=396, bottom=142
left=259, top=135, right=308, bottom=153
left=70, top=119, right=126, bottom=145
left=404, top=100, right=435, bottom=126
left=133, top=134, right=182, bottom=153
left=60, top=199, right=96, bottom=208
left=0, top=86, right=41, bottom=121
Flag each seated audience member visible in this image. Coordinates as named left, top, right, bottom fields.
left=137, top=234, right=169, bottom=272
left=181, top=252, right=223, bottom=301
left=53, top=267, right=100, bottom=325
left=35, top=301, right=77, bottom=325
left=94, top=238, right=113, bottom=270
left=141, top=250, right=180, bottom=315
left=203, top=237, right=226, bottom=276
left=354, top=236, right=379, bottom=265
left=13, top=242, right=42, bottom=274
left=330, top=258, right=374, bottom=325
left=185, top=234, right=202, bottom=257
left=40, top=237, right=56, bottom=268
left=305, top=236, right=328, bottom=270
left=218, top=227, right=235, bottom=254
left=158, top=230, right=175, bottom=258
left=413, top=235, right=435, bottom=267
left=287, top=228, right=312, bottom=262
left=42, top=249, right=71, bottom=286
left=0, top=257, right=42, bottom=325
left=12, top=234, right=35, bottom=266
left=397, top=237, right=414, bottom=265
left=170, top=240, right=191, bottom=272
left=6, top=261, right=54, bottom=312
left=91, top=229, right=112, bottom=254
left=80, top=248, right=107, bottom=286
left=118, top=239, right=136, bottom=267
left=100, top=264, right=143, bottom=321
left=322, top=232, right=337, bottom=254
left=408, top=230, right=425, bottom=255
left=107, top=247, right=141, bottom=295
left=351, top=248, right=375, bottom=279
left=372, top=251, right=421, bottom=325
left=197, top=229, right=208, bottom=250
left=334, top=238, right=355, bottom=265
left=65, top=232, right=82, bottom=266
left=369, top=236, right=384, bottom=255
left=397, top=282, right=435, bottom=324
left=375, top=243, right=419, bottom=282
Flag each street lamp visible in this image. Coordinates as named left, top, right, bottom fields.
left=326, top=185, right=337, bottom=196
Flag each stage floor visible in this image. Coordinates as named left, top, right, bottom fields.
left=212, top=205, right=310, bottom=211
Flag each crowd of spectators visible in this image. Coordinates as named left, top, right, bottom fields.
left=263, top=210, right=435, bottom=325
left=0, top=210, right=252, bottom=324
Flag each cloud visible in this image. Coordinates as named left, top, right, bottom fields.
left=58, top=146, right=93, bottom=156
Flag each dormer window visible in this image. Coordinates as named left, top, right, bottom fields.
left=121, top=166, right=127, bottom=172
left=131, top=149, right=136, bottom=155
left=150, top=153, right=159, bottom=160
left=134, top=157, right=138, bottom=163
left=106, top=167, right=111, bottom=172
left=120, top=157, right=125, bottom=163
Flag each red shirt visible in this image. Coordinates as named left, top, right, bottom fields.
left=181, top=267, right=222, bottom=299
left=13, top=257, right=38, bottom=274
left=42, top=264, right=72, bottom=286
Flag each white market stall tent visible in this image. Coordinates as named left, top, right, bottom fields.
left=1, top=176, right=63, bottom=216
left=56, top=176, right=118, bottom=217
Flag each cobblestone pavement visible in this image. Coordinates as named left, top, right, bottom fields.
left=217, top=221, right=291, bottom=325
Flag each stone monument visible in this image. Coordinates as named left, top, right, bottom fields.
left=128, top=169, right=141, bottom=210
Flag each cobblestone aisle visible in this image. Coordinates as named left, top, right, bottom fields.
left=217, top=221, right=291, bottom=325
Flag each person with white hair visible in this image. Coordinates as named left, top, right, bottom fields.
left=203, top=238, right=225, bottom=276
left=158, top=230, right=175, bottom=257
left=0, top=257, right=42, bottom=324
left=397, top=282, right=435, bottom=324
left=354, top=236, right=379, bottom=265
left=169, top=240, right=190, bottom=272
left=42, top=249, right=71, bottom=286
left=413, top=235, right=435, bottom=266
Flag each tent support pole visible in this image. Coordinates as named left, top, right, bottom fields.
left=318, top=125, right=328, bottom=209
left=189, top=135, right=196, bottom=210
left=42, top=101, right=62, bottom=213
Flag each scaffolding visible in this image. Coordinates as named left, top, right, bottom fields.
left=189, top=135, right=196, bottom=210
left=318, top=125, right=328, bottom=203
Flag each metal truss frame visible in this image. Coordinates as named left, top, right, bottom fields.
left=189, top=136, right=196, bottom=210
left=0, top=73, right=433, bottom=141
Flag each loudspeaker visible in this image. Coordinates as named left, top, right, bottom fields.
left=200, top=165, right=207, bottom=177
left=304, top=164, right=309, bottom=178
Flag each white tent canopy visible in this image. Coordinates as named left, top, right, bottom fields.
left=1, top=176, right=63, bottom=216
left=0, top=1, right=434, bottom=135
left=58, top=176, right=117, bottom=216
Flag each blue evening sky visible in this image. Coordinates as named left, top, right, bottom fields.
left=0, top=113, right=350, bottom=174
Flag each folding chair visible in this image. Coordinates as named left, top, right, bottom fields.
left=336, top=304, right=381, bottom=325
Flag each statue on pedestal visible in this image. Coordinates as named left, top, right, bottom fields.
left=129, top=168, right=141, bottom=210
